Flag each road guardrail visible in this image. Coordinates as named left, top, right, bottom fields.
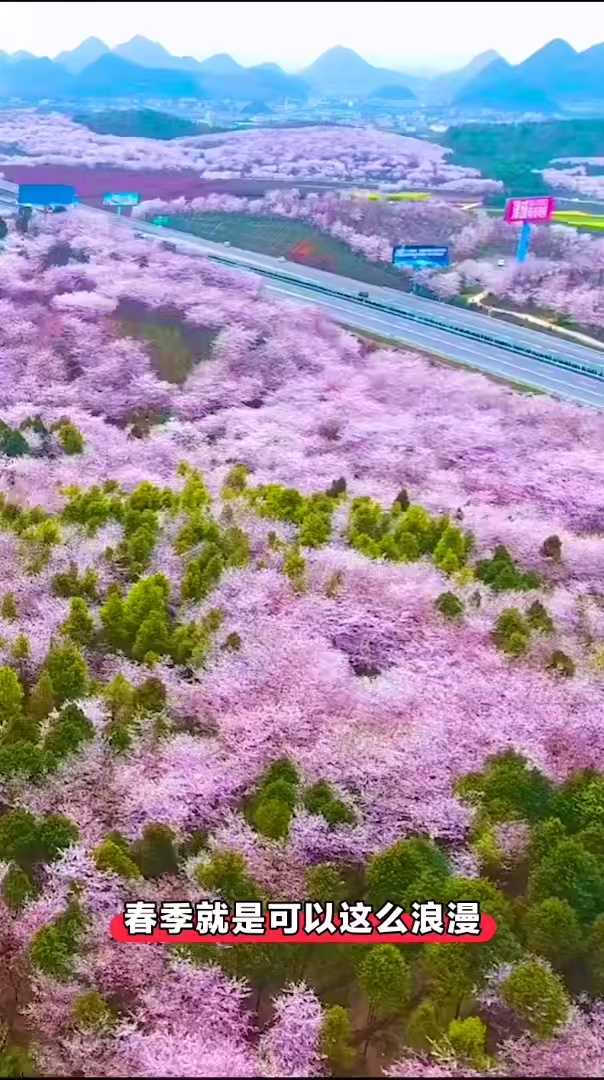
left=207, top=253, right=604, bottom=383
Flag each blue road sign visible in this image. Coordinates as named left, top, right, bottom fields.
left=18, top=184, right=76, bottom=207
left=393, top=244, right=450, bottom=270
left=103, top=192, right=140, bottom=207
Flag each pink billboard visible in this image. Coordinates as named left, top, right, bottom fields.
left=504, top=196, right=556, bottom=224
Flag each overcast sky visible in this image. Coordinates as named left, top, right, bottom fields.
left=3, top=1, right=604, bottom=71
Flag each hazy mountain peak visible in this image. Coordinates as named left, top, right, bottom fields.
left=466, top=49, right=501, bottom=73
left=55, top=36, right=109, bottom=74
left=5, top=34, right=604, bottom=110
left=121, top=34, right=164, bottom=49
left=454, top=37, right=603, bottom=111
left=112, top=35, right=208, bottom=73
left=456, top=51, right=558, bottom=112
left=0, top=54, right=75, bottom=97
left=481, top=56, right=512, bottom=76
left=423, top=49, right=504, bottom=104
left=10, top=49, right=36, bottom=62
left=252, top=61, right=285, bottom=74
left=303, top=45, right=414, bottom=98
left=518, top=37, right=577, bottom=73
left=321, top=45, right=366, bottom=59
left=114, top=35, right=174, bottom=66
left=76, top=52, right=204, bottom=97
left=78, top=35, right=107, bottom=48
left=533, top=37, right=577, bottom=56
left=306, top=45, right=375, bottom=72
left=197, top=52, right=242, bottom=74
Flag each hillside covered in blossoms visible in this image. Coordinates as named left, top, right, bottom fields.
left=0, top=112, right=499, bottom=189
left=133, top=188, right=604, bottom=335
left=0, top=210, right=603, bottom=1077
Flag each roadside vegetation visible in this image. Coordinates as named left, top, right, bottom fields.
left=72, top=107, right=223, bottom=140
left=443, top=118, right=604, bottom=199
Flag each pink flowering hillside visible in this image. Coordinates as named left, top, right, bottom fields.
left=133, top=188, right=502, bottom=264
left=543, top=164, right=604, bottom=200
left=0, top=209, right=603, bottom=1078
left=0, top=111, right=494, bottom=188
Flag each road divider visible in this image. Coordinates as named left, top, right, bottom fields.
left=206, top=252, right=604, bottom=383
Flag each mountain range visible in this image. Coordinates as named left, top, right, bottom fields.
left=0, top=36, right=602, bottom=109
left=299, top=46, right=415, bottom=98
left=457, top=38, right=604, bottom=111
left=0, top=37, right=312, bottom=103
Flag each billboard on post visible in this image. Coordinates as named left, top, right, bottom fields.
left=103, top=192, right=140, bottom=207
left=18, top=184, right=76, bottom=207
left=392, top=244, right=450, bottom=270
left=504, top=196, right=556, bottom=224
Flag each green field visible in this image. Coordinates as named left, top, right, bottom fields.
left=117, top=302, right=218, bottom=384
left=552, top=210, right=604, bottom=232
left=73, top=108, right=228, bottom=140
left=443, top=119, right=604, bottom=200
left=164, top=212, right=411, bottom=290
left=364, top=192, right=431, bottom=202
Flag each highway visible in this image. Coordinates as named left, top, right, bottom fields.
left=129, top=218, right=604, bottom=410
left=2, top=177, right=604, bottom=409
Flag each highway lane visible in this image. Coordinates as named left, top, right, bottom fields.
left=125, top=220, right=604, bottom=408
left=129, top=220, right=604, bottom=369
left=262, top=281, right=604, bottom=409
left=1, top=176, right=601, bottom=369
left=2, top=181, right=604, bottom=408
left=2, top=178, right=596, bottom=367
